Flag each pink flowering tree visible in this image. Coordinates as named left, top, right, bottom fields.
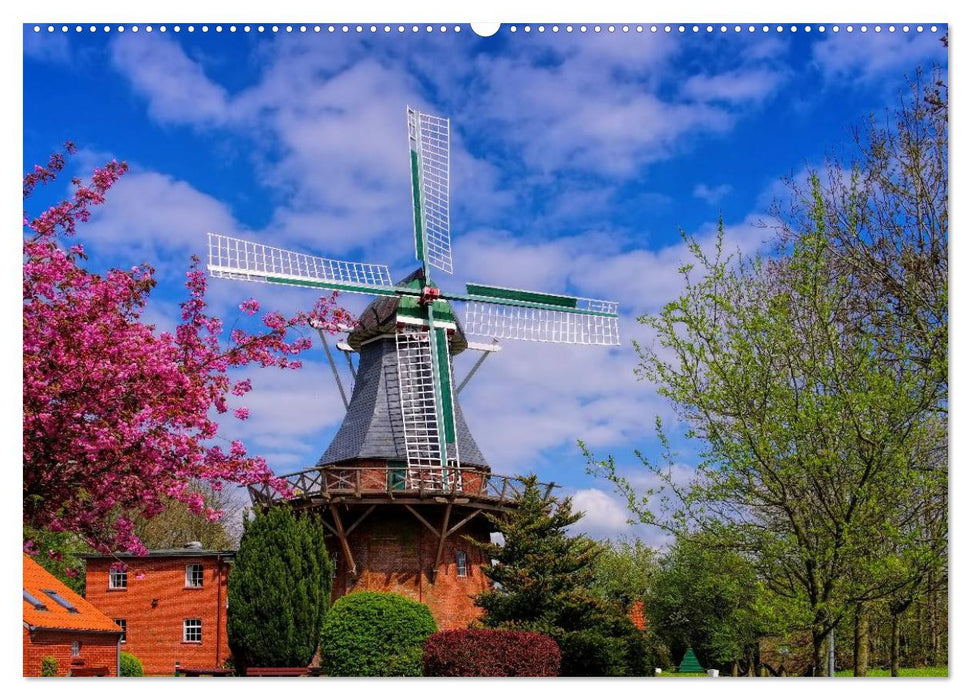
left=23, top=144, right=354, bottom=555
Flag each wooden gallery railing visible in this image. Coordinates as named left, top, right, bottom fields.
left=247, top=464, right=554, bottom=509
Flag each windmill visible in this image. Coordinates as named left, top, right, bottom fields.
left=206, top=107, right=620, bottom=627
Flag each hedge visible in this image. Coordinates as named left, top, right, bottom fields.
left=320, top=592, right=436, bottom=677
left=423, top=629, right=561, bottom=677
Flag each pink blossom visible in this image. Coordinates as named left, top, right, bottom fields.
left=23, top=146, right=353, bottom=556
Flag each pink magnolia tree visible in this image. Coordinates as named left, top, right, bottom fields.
left=23, top=145, right=353, bottom=555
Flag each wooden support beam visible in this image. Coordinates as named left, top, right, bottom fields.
left=432, top=502, right=453, bottom=581
left=318, top=518, right=338, bottom=537
left=445, top=509, right=483, bottom=538
left=329, top=504, right=357, bottom=578
left=403, top=504, right=440, bottom=537
left=344, top=505, right=376, bottom=537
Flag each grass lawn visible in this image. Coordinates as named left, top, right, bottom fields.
left=835, top=667, right=948, bottom=677
left=657, top=667, right=948, bottom=678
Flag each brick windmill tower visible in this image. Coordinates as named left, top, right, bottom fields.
left=206, top=108, right=620, bottom=628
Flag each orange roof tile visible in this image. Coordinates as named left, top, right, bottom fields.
left=23, top=555, right=121, bottom=634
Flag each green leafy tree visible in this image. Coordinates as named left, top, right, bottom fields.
left=648, top=531, right=769, bottom=675
left=474, top=476, right=650, bottom=676
left=227, top=505, right=332, bottom=673
left=588, top=537, right=657, bottom=609
left=23, top=525, right=90, bottom=594
left=590, top=203, right=944, bottom=675
left=133, top=482, right=241, bottom=550
left=319, top=591, right=436, bottom=677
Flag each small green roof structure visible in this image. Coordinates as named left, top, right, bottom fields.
left=677, top=647, right=705, bottom=673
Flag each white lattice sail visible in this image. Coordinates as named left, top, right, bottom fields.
left=395, top=328, right=460, bottom=481
left=463, top=300, right=621, bottom=346
left=207, top=232, right=393, bottom=292
left=407, top=108, right=452, bottom=275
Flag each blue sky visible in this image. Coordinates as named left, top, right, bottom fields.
left=22, top=23, right=946, bottom=543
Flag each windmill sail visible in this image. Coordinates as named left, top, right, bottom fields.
left=407, top=107, right=452, bottom=275
left=207, top=232, right=395, bottom=296
left=460, top=283, right=620, bottom=346
left=395, top=325, right=460, bottom=485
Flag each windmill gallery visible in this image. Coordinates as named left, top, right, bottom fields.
left=206, top=107, right=621, bottom=628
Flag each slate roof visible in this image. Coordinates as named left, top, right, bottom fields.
left=23, top=555, right=122, bottom=634
left=319, top=336, right=489, bottom=468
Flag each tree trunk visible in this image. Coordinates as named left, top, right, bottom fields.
left=853, top=603, right=869, bottom=677
left=812, top=628, right=827, bottom=677
left=731, top=659, right=738, bottom=677
left=890, top=610, right=901, bottom=677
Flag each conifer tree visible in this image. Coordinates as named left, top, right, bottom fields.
left=227, top=506, right=332, bottom=672
left=473, top=476, right=650, bottom=676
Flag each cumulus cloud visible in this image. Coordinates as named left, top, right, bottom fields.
left=110, top=33, right=230, bottom=126
left=571, top=489, right=632, bottom=536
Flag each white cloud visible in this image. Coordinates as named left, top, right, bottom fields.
left=82, top=168, right=240, bottom=276
left=110, top=33, right=230, bottom=126
left=693, top=183, right=732, bottom=205
left=812, top=31, right=945, bottom=84
left=24, top=30, right=70, bottom=64
left=571, top=488, right=631, bottom=535
left=682, top=69, right=783, bottom=105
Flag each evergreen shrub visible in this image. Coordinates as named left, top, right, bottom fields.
left=119, top=651, right=144, bottom=677
left=423, top=629, right=560, bottom=677
left=227, top=505, right=332, bottom=673
left=41, top=656, right=58, bottom=677
left=320, top=592, right=436, bottom=677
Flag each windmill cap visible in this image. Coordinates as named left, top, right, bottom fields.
left=345, top=268, right=468, bottom=354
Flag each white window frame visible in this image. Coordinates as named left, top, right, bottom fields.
left=115, top=618, right=127, bottom=643
left=108, top=570, right=127, bottom=590
left=456, top=550, right=468, bottom=577
left=185, top=563, right=204, bottom=588
left=71, top=641, right=81, bottom=657
left=183, top=618, right=203, bottom=643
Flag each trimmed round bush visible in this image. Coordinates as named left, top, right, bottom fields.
left=41, top=656, right=59, bottom=677
left=423, top=629, right=560, bottom=677
left=120, top=651, right=144, bottom=677
left=320, top=592, right=436, bottom=677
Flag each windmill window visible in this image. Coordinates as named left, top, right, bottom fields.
left=42, top=589, right=79, bottom=613
left=183, top=619, right=203, bottom=643
left=23, top=589, right=48, bottom=610
left=109, top=570, right=127, bottom=590
left=185, top=564, right=204, bottom=588
left=71, top=641, right=82, bottom=657
left=115, top=619, right=127, bottom=643
left=456, top=550, right=468, bottom=577
left=388, top=460, right=407, bottom=491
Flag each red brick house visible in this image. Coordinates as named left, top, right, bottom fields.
left=82, top=544, right=232, bottom=675
left=23, top=554, right=122, bottom=677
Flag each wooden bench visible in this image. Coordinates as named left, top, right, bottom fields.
left=70, top=666, right=110, bottom=677
left=245, top=667, right=320, bottom=677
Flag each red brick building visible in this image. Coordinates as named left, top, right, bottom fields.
left=23, top=554, right=122, bottom=677
left=82, top=545, right=232, bottom=675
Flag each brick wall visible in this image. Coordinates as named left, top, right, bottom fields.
left=330, top=509, right=492, bottom=630
left=23, top=626, right=119, bottom=677
left=84, top=556, right=230, bottom=675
